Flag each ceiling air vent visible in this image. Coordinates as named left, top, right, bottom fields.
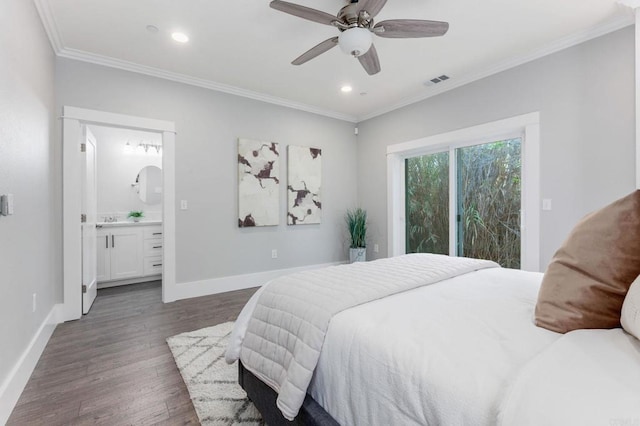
left=424, top=75, right=450, bottom=87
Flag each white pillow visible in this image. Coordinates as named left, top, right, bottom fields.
left=621, top=275, right=640, bottom=340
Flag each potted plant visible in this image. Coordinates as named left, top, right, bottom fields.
left=346, top=208, right=367, bottom=263
left=128, top=210, right=144, bottom=222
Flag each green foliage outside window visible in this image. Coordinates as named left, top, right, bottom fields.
left=406, top=139, right=521, bottom=269
left=406, top=152, right=450, bottom=255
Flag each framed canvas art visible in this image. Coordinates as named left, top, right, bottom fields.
left=287, top=146, right=321, bottom=225
left=238, top=138, right=280, bottom=227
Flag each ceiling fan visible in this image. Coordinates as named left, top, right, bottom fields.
left=270, top=0, right=449, bottom=75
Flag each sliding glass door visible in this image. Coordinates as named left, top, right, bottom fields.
left=405, top=152, right=449, bottom=255
left=405, top=138, right=522, bottom=268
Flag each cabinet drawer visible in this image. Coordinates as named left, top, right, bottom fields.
left=144, top=239, right=163, bottom=257
left=144, top=256, right=163, bottom=276
left=144, top=226, right=163, bottom=239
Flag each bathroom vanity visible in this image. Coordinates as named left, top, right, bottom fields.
left=96, top=221, right=163, bottom=288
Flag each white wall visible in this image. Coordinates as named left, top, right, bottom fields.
left=0, top=0, right=58, bottom=416
left=90, top=125, right=162, bottom=221
left=357, top=27, right=635, bottom=270
left=55, top=59, right=358, bottom=284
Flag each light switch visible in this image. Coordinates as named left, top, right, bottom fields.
left=542, top=199, right=552, bottom=211
left=180, top=200, right=188, bottom=210
left=1, top=194, right=14, bottom=216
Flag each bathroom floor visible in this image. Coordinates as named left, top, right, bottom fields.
left=7, top=281, right=257, bottom=425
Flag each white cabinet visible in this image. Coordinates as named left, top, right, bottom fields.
left=96, top=224, right=162, bottom=285
left=96, top=230, right=110, bottom=282
left=110, top=227, right=144, bottom=280
left=144, top=256, right=163, bottom=276
left=143, top=226, right=163, bottom=276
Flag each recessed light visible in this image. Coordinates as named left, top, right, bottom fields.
left=341, top=85, right=353, bottom=93
left=172, top=32, right=189, bottom=43
left=146, top=25, right=159, bottom=34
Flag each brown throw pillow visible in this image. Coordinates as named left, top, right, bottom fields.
left=535, top=190, right=640, bottom=333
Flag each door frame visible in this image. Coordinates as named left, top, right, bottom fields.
left=62, top=106, right=177, bottom=322
left=386, top=112, right=541, bottom=271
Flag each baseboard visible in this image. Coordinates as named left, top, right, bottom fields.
left=97, top=275, right=161, bottom=289
left=0, top=303, right=63, bottom=425
left=172, top=261, right=346, bottom=301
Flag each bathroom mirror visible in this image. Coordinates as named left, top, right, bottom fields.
left=135, top=165, right=162, bottom=205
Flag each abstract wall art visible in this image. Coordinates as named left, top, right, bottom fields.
left=287, top=145, right=322, bottom=225
left=238, top=138, right=280, bottom=227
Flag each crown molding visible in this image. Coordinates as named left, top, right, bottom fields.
left=34, top=0, right=633, bottom=125
left=357, top=14, right=635, bottom=122
left=33, top=0, right=63, bottom=52
left=56, top=48, right=358, bottom=123
left=33, top=0, right=357, bottom=123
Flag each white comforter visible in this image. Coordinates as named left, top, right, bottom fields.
left=308, top=267, right=560, bottom=426
left=498, top=329, right=640, bottom=426
left=228, top=259, right=640, bottom=425
left=227, top=254, right=499, bottom=420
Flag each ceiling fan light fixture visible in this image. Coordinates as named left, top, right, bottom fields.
left=338, top=27, right=372, bottom=57
left=268, top=0, right=449, bottom=75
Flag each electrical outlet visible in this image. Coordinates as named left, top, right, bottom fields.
left=271, top=249, right=278, bottom=259
left=374, top=244, right=379, bottom=253
left=180, top=200, right=188, bottom=210
left=32, top=293, right=37, bottom=313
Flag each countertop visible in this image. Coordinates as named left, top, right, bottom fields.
left=97, top=220, right=162, bottom=228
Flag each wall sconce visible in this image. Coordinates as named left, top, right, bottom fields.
left=124, top=139, right=162, bottom=155
left=124, top=140, right=162, bottom=155
left=136, top=141, right=162, bottom=155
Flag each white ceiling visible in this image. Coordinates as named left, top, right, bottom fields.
left=39, top=0, right=633, bottom=121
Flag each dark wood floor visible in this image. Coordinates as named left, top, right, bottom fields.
left=7, top=281, right=257, bottom=425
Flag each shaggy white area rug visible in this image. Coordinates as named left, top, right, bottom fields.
left=167, top=322, right=264, bottom=426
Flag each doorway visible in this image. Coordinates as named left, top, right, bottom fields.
left=82, top=124, right=165, bottom=313
left=62, top=107, right=176, bottom=322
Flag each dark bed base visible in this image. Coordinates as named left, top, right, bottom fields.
left=239, top=362, right=340, bottom=426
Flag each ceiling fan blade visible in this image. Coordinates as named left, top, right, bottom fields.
left=374, top=19, right=449, bottom=38
left=354, top=0, right=388, bottom=18
left=270, top=1, right=337, bottom=26
left=292, top=37, right=339, bottom=65
left=358, top=44, right=381, bottom=75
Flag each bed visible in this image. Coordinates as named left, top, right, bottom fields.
left=226, top=254, right=640, bottom=426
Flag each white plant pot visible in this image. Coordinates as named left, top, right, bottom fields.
left=349, top=247, right=366, bottom=263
